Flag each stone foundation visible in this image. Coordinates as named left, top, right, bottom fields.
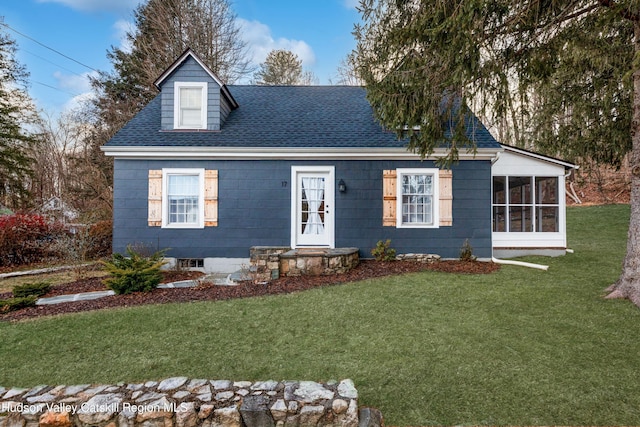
left=0, top=378, right=379, bottom=427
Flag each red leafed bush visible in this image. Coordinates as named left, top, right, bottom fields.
left=87, top=220, right=112, bottom=259
left=0, top=213, right=65, bottom=266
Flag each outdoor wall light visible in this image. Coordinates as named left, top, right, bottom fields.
left=338, top=179, right=347, bottom=193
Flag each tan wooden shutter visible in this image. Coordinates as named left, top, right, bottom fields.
left=383, top=169, right=397, bottom=226
left=204, top=170, right=218, bottom=227
left=148, top=170, right=162, bottom=227
left=439, top=169, right=453, bottom=226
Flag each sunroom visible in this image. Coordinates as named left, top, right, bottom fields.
left=491, top=145, right=578, bottom=258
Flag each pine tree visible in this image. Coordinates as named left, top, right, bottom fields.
left=253, top=49, right=316, bottom=85
left=0, top=25, right=37, bottom=208
left=353, top=0, right=640, bottom=306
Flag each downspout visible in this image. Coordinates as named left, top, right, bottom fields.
left=491, top=151, right=501, bottom=165
left=491, top=256, right=549, bottom=271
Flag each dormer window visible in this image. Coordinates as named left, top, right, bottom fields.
left=174, top=82, right=208, bottom=129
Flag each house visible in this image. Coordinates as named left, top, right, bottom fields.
left=38, top=196, right=79, bottom=224
left=102, top=49, right=577, bottom=273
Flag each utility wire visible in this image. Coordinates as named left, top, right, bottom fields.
left=23, top=48, right=89, bottom=77
left=32, top=81, right=81, bottom=97
left=0, top=21, right=99, bottom=73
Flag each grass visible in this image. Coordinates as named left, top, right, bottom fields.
left=1, top=205, right=638, bottom=425
left=0, top=264, right=105, bottom=294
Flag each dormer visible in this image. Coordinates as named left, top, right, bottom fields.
left=154, top=48, right=238, bottom=131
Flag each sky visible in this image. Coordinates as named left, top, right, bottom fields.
left=1, top=0, right=361, bottom=115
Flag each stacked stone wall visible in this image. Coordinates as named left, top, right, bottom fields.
left=279, top=249, right=359, bottom=277
left=0, top=378, right=378, bottom=427
left=248, top=247, right=360, bottom=280
left=249, top=246, right=291, bottom=282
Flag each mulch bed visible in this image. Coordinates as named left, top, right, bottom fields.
left=0, top=260, right=499, bottom=322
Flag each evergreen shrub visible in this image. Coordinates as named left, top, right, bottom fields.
left=102, top=246, right=166, bottom=294
left=371, top=239, right=397, bottom=261
left=12, top=282, right=51, bottom=298
left=0, top=296, right=38, bottom=312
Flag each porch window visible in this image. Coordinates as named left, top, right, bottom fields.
left=493, top=176, right=559, bottom=232
left=396, top=168, right=439, bottom=228
left=174, top=82, right=207, bottom=129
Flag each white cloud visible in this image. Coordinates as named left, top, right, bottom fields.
left=237, top=18, right=316, bottom=67
left=36, top=0, right=142, bottom=13
left=62, top=91, right=95, bottom=114
left=113, top=19, right=135, bottom=53
left=53, top=70, right=98, bottom=95
left=343, top=0, right=360, bottom=10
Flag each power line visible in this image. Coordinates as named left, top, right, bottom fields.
left=22, top=48, right=89, bottom=78
left=0, top=21, right=99, bottom=73
left=32, top=81, right=81, bottom=97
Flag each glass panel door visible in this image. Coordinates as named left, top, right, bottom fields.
left=293, top=168, right=334, bottom=247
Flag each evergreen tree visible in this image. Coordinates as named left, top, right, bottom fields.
left=253, top=49, right=316, bottom=85
left=353, top=0, right=640, bottom=305
left=0, top=25, right=37, bottom=208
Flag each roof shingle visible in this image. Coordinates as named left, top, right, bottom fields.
left=104, top=85, right=501, bottom=149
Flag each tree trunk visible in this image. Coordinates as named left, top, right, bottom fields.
left=608, top=19, right=640, bottom=306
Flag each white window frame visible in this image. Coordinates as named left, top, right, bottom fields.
left=492, top=175, right=561, bottom=233
left=174, top=82, right=208, bottom=130
left=396, top=168, right=440, bottom=228
left=162, top=168, right=205, bottom=229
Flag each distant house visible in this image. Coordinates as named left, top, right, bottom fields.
left=102, top=49, right=577, bottom=272
left=39, top=196, right=79, bottom=224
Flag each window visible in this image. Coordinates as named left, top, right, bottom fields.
left=176, top=258, right=204, bottom=269
left=163, top=169, right=205, bottom=228
left=493, top=176, right=559, bottom=233
left=148, top=169, right=218, bottom=228
left=396, top=168, right=439, bottom=228
left=174, top=82, right=207, bottom=129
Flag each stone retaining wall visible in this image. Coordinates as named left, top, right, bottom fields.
left=248, top=247, right=360, bottom=282
left=0, top=378, right=377, bottom=427
left=279, top=249, right=359, bottom=277
left=249, top=246, right=291, bottom=282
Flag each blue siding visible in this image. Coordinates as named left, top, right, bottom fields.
left=159, top=56, right=222, bottom=131
left=113, top=159, right=492, bottom=259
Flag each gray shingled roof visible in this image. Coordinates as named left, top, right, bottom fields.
left=104, top=85, right=501, bottom=149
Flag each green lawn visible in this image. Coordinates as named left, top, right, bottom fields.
left=1, top=205, right=639, bottom=426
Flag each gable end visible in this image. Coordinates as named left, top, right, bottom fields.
left=156, top=49, right=237, bottom=131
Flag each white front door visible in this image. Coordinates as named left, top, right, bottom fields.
left=291, top=166, right=335, bottom=248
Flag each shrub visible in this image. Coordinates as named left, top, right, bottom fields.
left=87, top=220, right=113, bottom=259
left=102, top=246, right=166, bottom=295
left=12, top=282, right=51, bottom=298
left=459, top=239, right=477, bottom=262
left=0, top=296, right=38, bottom=313
left=0, top=213, right=65, bottom=266
left=371, top=239, right=397, bottom=261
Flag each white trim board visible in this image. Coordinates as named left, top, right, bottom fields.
left=102, top=146, right=500, bottom=161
